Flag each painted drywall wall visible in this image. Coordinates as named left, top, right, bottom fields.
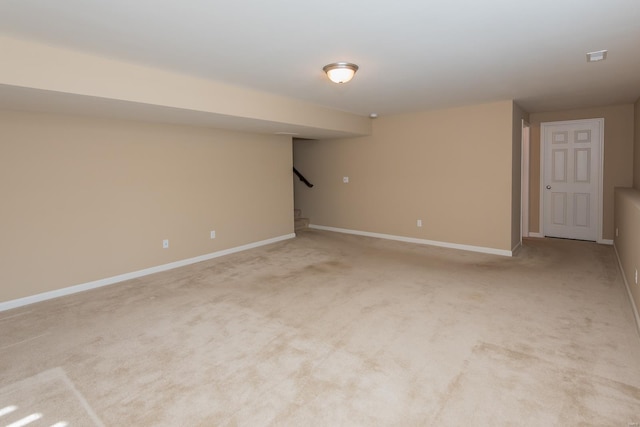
left=529, top=104, right=634, bottom=240
left=0, top=35, right=371, bottom=137
left=614, top=188, right=640, bottom=329
left=613, top=97, right=640, bottom=329
left=635, top=98, right=640, bottom=190
left=0, top=109, right=293, bottom=302
left=294, top=100, right=515, bottom=251
left=511, top=103, right=529, bottom=250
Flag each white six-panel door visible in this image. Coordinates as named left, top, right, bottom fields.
left=541, top=119, right=603, bottom=241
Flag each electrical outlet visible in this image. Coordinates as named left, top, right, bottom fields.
left=162, top=239, right=169, bottom=249
left=343, top=176, right=349, bottom=183
left=635, top=269, right=638, bottom=285
left=210, top=230, right=216, bottom=239
left=417, top=219, right=423, bottom=227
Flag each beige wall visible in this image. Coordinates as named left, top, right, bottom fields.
left=614, top=188, right=640, bottom=327
left=512, top=103, right=529, bottom=250
left=294, top=100, right=517, bottom=252
left=635, top=98, right=640, bottom=190
left=613, top=97, right=640, bottom=328
left=528, top=104, right=635, bottom=240
left=0, top=109, right=293, bottom=302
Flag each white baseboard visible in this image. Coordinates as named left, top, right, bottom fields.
left=511, top=242, right=523, bottom=256
left=0, top=233, right=296, bottom=312
left=613, top=243, right=640, bottom=337
left=309, top=224, right=513, bottom=257
left=528, top=232, right=544, bottom=238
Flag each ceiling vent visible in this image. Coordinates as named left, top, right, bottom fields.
left=586, top=50, right=607, bottom=62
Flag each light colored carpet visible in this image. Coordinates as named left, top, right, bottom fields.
left=0, top=368, right=103, bottom=426
left=1, top=230, right=640, bottom=426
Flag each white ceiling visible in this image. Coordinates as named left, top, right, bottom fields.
left=1, top=0, right=639, bottom=121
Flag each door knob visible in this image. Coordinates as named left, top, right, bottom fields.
left=546, top=185, right=552, bottom=189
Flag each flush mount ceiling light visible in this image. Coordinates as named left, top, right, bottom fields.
left=323, top=62, right=359, bottom=83
left=586, top=50, right=608, bottom=62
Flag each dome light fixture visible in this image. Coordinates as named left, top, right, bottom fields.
left=323, top=62, right=359, bottom=84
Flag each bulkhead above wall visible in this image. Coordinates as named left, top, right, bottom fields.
left=0, top=36, right=371, bottom=140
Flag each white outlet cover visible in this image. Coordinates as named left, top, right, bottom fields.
left=343, top=176, right=349, bottom=183
left=417, top=219, right=423, bottom=227
left=210, top=230, right=216, bottom=239
left=162, top=239, right=169, bottom=248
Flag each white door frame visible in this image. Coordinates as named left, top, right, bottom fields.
left=539, top=118, right=605, bottom=243
left=521, top=119, right=530, bottom=240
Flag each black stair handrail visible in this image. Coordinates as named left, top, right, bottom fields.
left=293, top=167, right=314, bottom=188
